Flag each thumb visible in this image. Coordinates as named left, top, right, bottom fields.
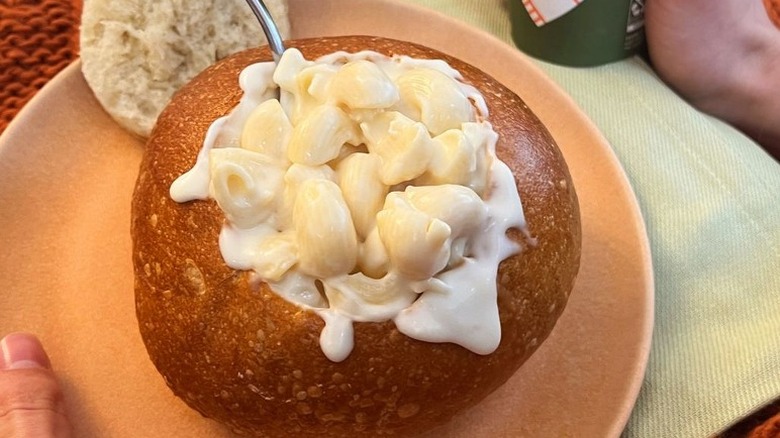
left=0, top=333, right=72, bottom=438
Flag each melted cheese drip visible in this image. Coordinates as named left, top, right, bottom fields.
left=170, top=49, right=527, bottom=362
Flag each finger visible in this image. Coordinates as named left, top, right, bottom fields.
left=0, top=332, right=72, bottom=438
left=1, top=332, right=51, bottom=370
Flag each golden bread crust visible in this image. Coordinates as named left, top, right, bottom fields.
left=131, top=36, right=581, bottom=437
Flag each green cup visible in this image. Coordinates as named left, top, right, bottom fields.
left=509, top=0, right=646, bottom=67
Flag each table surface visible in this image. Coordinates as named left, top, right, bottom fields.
left=0, top=0, right=778, bottom=437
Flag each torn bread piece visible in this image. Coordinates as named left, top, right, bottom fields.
left=80, top=0, right=290, bottom=137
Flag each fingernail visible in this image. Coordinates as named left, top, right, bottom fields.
left=0, top=332, right=52, bottom=370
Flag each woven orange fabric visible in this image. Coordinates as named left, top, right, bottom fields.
left=765, top=0, right=780, bottom=28
left=749, top=412, right=780, bottom=438
left=0, top=0, right=81, bottom=134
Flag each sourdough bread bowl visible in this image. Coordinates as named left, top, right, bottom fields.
left=131, top=36, right=581, bottom=436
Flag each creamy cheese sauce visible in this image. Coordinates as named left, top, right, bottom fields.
left=170, top=49, right=527, bottom=362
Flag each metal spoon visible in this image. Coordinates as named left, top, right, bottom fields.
left=244, top=0, right=286, bottom=62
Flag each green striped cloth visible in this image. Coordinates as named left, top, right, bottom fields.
left=401, top=1, right=780, bottom=436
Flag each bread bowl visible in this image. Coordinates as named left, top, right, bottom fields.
left=131, top=35, right=581, bottom=436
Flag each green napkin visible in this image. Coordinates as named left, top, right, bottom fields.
left=401, top=0, right=780, bottom=436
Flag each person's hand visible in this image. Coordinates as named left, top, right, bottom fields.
left=0, top=332, right=72, bottom=438
left=646, top=0, right=780, bottom=157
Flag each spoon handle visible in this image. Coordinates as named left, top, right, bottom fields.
left=244, top=0, right=286, bottom=62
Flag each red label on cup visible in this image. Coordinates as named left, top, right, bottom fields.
left=522, top=0, right=586, bottom=27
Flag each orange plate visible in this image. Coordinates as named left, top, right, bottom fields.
left=0, top=0, right=653, bottom=436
